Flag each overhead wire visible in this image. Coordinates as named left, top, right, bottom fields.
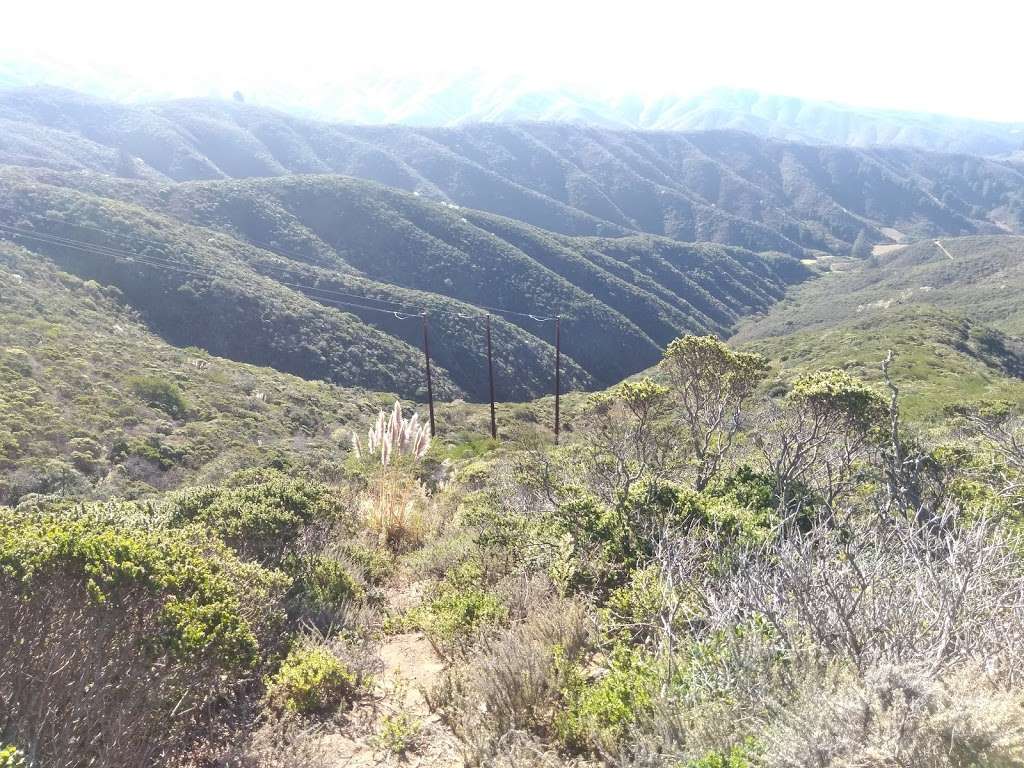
left=0, top=210, right=561, bottom=321
left=0, top=223, right=428, bottom=320
left=0, top=219, right=560, bottom=323
left=0, top=208, right=431, bottom=312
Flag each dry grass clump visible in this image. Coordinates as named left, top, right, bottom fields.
left=352, top=401, right=442, bottom=552
left=761, top=664, right=1024, bottom=768
left=360, top=474, right=438, bottom=553
left=215, top=713, right=332, bottom=768
left=447, top=593, right=593, bottom=764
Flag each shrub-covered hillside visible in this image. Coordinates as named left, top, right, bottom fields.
left=3, top=334, right=1022, bottom=767
left=3, top=86, right=1024, bottom=256
left=727, top=235, right=1024, bottom=419
left=0, top=242, right=399, bottom=505
left=743, top=307, right=1024, bottom=421
left=737, top=235, right=1024, bottom=339
left=0, top=168, right=806, bottom=397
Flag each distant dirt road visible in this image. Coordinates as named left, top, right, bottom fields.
left=933, top=240, right=954, bottom=260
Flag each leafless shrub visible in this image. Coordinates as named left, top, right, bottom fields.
left=751, top=395, right=876, bottom=519
left=879, top=351, right=958, bottom=526
left=956, top=403, right=1024, bottom=509
left=647, top=507, right=1024, bottom=764
left=762, top=664, right=1024, bottom=768
left=215, top=713, right=332, bottom=768
left=0, top=575, right=246, bottom=768
left=486, top=730, right=594, bottom=768
left=576, top=379, right=681, bottom=503
left=724, top=516, right=1024, bottom=679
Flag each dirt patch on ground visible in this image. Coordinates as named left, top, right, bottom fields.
left=871, top=243, right=907, bottom=257
left=317, top=584, right=463, bottom=767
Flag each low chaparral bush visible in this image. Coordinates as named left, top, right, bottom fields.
left=163, top=468, right=347, bottom=564
left=0, top=504, right=288, bottom=766
left=266, top=645, right=360, bottom=715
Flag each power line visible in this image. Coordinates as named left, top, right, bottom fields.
left=0, top=211, right=559, bottom=322
left=0, top=224, right=425, bottom=320
left=0, top=218, right=567, bottom=439
left=0, top=208, right=430, bottom=312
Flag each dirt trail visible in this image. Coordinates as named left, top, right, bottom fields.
left=320, top=587, right=464, bottom=767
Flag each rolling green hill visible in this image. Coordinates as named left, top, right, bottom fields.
left=732, top=235, right=1024, bottom=418
left=0, top=242, right=391, bottom=505
left=736, top=235, right=1024, bottom=339
left=3, top=87, right=1023, bottom=258
left=0, top=168, right=805, bottom=399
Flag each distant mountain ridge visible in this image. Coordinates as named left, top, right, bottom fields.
left=2, top=69, right=1022, bottom=155
left=3, top=87, right=1024, bottom=259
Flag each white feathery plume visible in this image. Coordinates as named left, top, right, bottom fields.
left=350, top=401, right=431, bottom=466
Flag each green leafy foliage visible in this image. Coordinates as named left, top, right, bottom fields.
left=291, top=554, right=365, bottom=610
left=266, top=645, right=359, bottom=715
left=128, top=374, right=189, bottom=418
left=556, top=644, right=661, bottom=754
left=601, top=565, right=676, bottom=645
left=375, top=713, right=423, bottom=756
left=790, top=369, right=887, bottom=428
left=686, top=740, right=761, bottom=768
left=0, top=745, right=25, bottom=768
left=414, top=563, right=508, bottom=652
left=0, top=506, right=282, bottom=666
left=163, top=468, right=347, bottom=564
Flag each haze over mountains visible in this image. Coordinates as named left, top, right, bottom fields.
left=3, top=87, right=1024, bottom=261
left=3, top=68, right=1023, bottom=156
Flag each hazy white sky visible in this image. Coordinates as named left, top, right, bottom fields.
left=2, top=0, right=1021, bottom=121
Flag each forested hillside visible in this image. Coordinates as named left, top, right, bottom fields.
left=0, top=168, right=805, bottom=398
left=3, top=87, right=1024, bottom=257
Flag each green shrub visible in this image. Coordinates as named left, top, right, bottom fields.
left=128, top=375, right=188, bottom=419
left=601, top=565, right=676, bottom=645
left=0, top=506, right=280, bottom=665
left=266, top=645, right=359, bottom=715
left=335, top=540, right=394, bottom=585
left=417, top=566, right=507, bottom=652
left=163, top=469, right=345, bottom=563
left=0, top=505, right=288, bottom=765
left=421, top=588, right=506, bottom=648
left=112, top=435, right=188, bottom=470
left=556, top=643, right=661, bottom=754
left=375, top=712, right=422, bottom=755
left=292, top=555, right=364, bottom=610
left=687, top=739, right=761, bottom=767
left=547, top=491, right=630, bottom=594
left=0, top=745, right=25, bottom=768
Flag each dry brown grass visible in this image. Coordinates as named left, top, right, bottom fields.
left=447, top=593, right=592, bottom=765
left=762, top=664, right=1024, bottom=768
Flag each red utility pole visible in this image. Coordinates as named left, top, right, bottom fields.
left=421, top=314, right=436, bottom=436
left=485, top=315, right=497, bottom=440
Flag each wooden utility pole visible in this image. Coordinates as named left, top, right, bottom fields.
left=485, top=315, right=497, bottom=440
left=421, top=314, right=436, bottom=436
left=554, top=315, right=561, bottom=443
